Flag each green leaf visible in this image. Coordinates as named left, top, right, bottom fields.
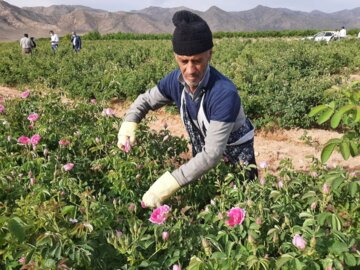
left=299, top=212, right=313, bottom=219
left=44, top=259, right=56, bottom=268
left=317, top=212, right=331, bottom=225
left=321, top=143, right=337, bottom=163
left=331, top=214, right=342, bottom=231
left=330, top=104, right=354, bottom=128
left=269, top=190, right=281, bottom=200
left=301, top=191, right=317, bottom=200
left=317, top=108, right=335, bottom=125
left=25, top=248, right=35, bottom=264
left=308, top=104, right=328, bottom=117
left=349, top=141, right=359, bottom=156
left=187, top=256, right=204, bottom=270
left=295, top=258, right=305, bottom=270
left=349, top=182, right=358, bottom=197
left=328, top=241, right=348, bottom=255
left=354, top=106, right=360, bottom=123
left=276, top=254, right=294, bottom=269
left=61, top=205, right=75, bottom=216
left=303, top=218, right=316, bottom=227
left=344, top=253, right=357, bottom=266
left=7, top=218, right=25, bottom=242
left=339, top=142, right=351, bottom=160
left=267, top=228, right=279, bottom=236
left=247, top=255, right=259, bottom=269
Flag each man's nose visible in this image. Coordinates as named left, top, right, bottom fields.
left=187, top=62, right=196, bottom=73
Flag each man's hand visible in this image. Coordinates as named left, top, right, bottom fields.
left=142, top=172, right=181, bottom=208
left=117, top=121, right=138, bottom=150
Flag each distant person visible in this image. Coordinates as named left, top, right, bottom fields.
left=30, top=37, right=36, bottom=50
left=339, top=26, right=347, bottom=38
left=358, top=32, right=360, bottom=39
left=49, top=30, right=59, bottom=52
left=19, top=33, right=32, bottom=54
left=70, top=31, right=82, bottom=52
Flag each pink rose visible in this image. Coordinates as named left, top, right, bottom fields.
left=30, top=178, right=36, bottom=185
left=102, top=108, right=114, bottom=116
left=141, top=201, right=146, bottom=208
left=90, top=99, right=97, bottom=104
left=116, top=230, right=122, bottom=238
left=18, top=136, right=31, bottom=144
left=259, top=177, right=266, bottom=186
left=0, top=104, right=5, bottom=113
left=310, top=202, right=317, bottom=210
left=27, top=113, right=39, bottom=122
left=123, top=137, right=131, bottom=153
left=277, top=180, right=283, bottom=189
left=149, top=205, right=170, bottom=224
left=18, top=257, right=26, bottom=264
left=20, top=90, right=30, bottom=98
left=173, top=265, right=181, bottom=270
left=259, top=161, right=268, bottom=169
left=128, top=203, right=136, bottom=212
left=63, top=163, right=75, bottom=171
left=349, top=172, right=357, bottom=178
left=69, top=218, right=78, bottom=223
left=322, top=183, right=330, bottom=194
left=255, top=217, right=263, bottom=225
left=30, top=134, right=41, bottom=145
left=59, top=139, right=70, bottom=146
left=162, top=231, right=170, bottom=241
left=292, top=234, right=306, bottom=250
left=226, top=207, right=246, bottom=227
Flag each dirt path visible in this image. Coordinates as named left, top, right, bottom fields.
left=2, top=86, right=359, bottom=173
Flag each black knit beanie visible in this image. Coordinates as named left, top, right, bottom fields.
left=172, top=10, right=213, bottom=56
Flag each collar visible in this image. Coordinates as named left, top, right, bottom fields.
left=178, top=65, right=210, bottom=101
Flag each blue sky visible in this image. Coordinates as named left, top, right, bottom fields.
left=5, top=0, right=360, bottom=13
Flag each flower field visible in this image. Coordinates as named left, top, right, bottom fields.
left=0, top=37, right=359, bottom=269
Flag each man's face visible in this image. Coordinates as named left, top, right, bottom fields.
left=175, top=50, right=212, bottom=90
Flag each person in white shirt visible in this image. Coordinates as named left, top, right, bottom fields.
left=49, top=30, right=59, bottom=52
left=357, top=32, right=360, bottom=39
left=339, top=26, right=347, bottom=39
left=19, top=33, right=32, bottom=54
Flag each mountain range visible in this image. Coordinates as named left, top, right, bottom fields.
left=1, top=0, right=360, bottom=42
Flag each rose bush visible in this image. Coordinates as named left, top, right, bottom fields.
left=0, top=91, right=359, bottom=269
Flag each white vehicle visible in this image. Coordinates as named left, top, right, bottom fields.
left=302, top=31, right=339, bottom=42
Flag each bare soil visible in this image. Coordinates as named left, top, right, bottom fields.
left=1, top=85, right=359, bottom=173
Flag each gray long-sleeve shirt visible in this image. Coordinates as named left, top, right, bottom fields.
left=124, top=66, right=249, bottom=186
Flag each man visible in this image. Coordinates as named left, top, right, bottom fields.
left=71, top=31, right=82, bottom=52
left=30, top=37, right=36, bottom=50
left=339, top=26, right=347, bottom=39
left=49, top=30, right=59, bottom=52
left=117, top=10, right=257, bottom=208
left=19, top=34, right=32, bottom=54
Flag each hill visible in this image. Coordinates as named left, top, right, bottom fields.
left=1, top=1, right=360, bottom=41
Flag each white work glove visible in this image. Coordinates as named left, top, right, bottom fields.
left=142, top=172, right=181, bottom=208
left=117, top=121, right=138, bottom=150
